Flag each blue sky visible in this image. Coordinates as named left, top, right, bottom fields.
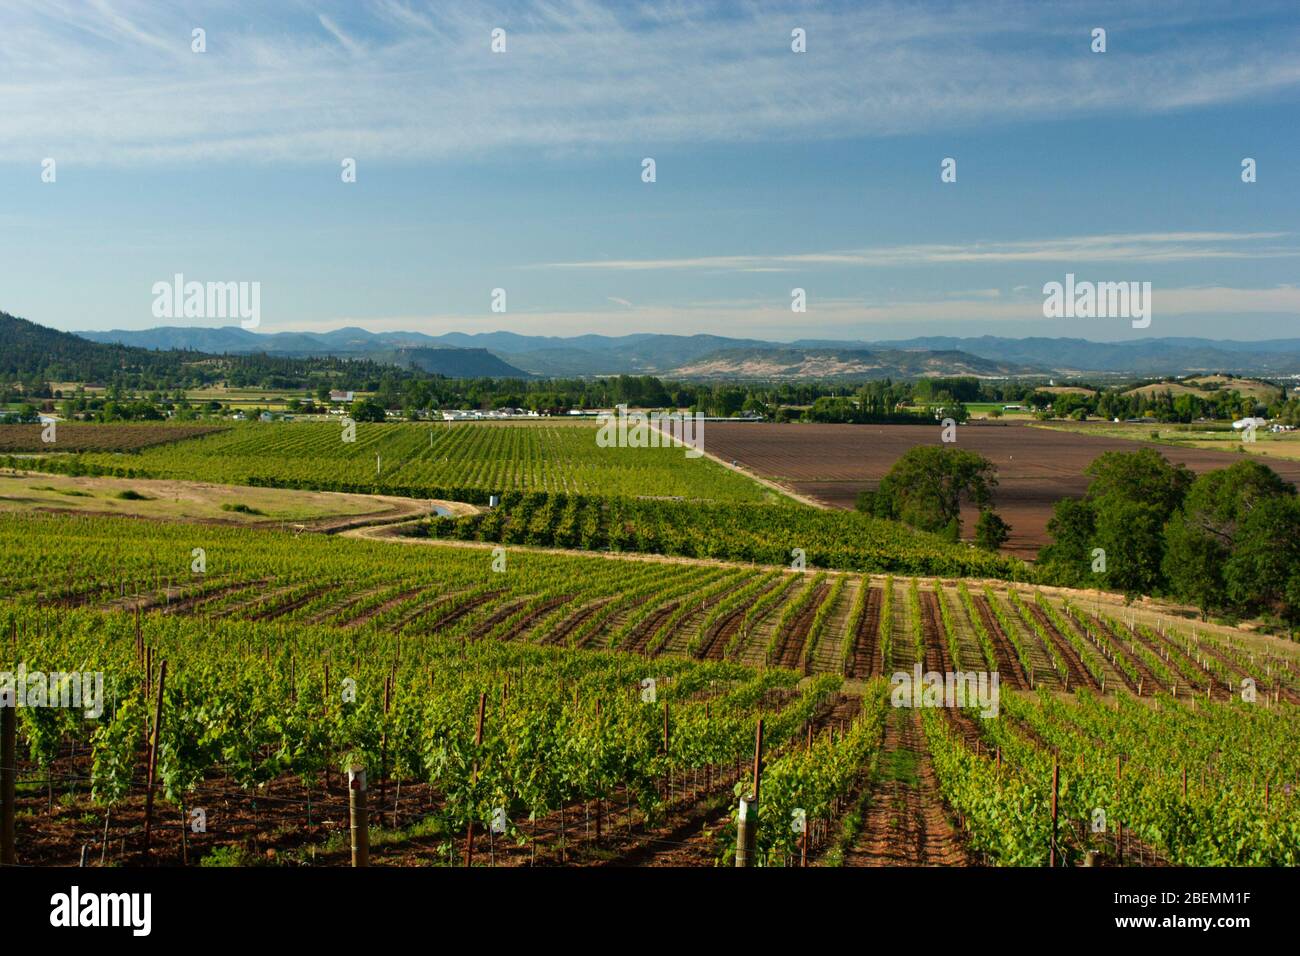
left=1, top=0, right=1298, bottom=342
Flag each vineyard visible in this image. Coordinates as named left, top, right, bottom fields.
left=1, top=511, right=1297, bottom=867
left=23, top=421, right=770, bottom=503
left=0, top=423, right=223, bottom=453
left=417, top=491, right=1031, bottom=580
left=21, top=419, right=1039, bottom=581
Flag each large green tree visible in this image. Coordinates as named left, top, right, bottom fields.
left=1162, top=460, right=1295, bottom=618
left=1224, top=496, right=1300, bottom=631
left=1092, top=499, right=1169, bottom=596
left=1038, top=498, right=1098, bottom=588
left=858, top=446, right=1000, bottom=541
left=1084, top=447, right=1193, bottom=516
left=1039, top=448, right=1191, bottom=595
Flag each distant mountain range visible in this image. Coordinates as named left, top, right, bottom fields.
left=74, top=325, right=1300, bottom=379
left=861, top=336, right=1300, bottom=376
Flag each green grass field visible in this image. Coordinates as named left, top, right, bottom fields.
left=1035, top=421, right=1300, bottom=461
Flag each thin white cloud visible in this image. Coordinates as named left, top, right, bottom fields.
left=317, top=14, right=364, bottom=56
left=947, top=289, right=1002, bottom=299
left=539, top=232, right=1299, bottom=271
left=1, top=1, right=1297, bottom=164
left=85, top=0, right=174, bottom=54
left=288, top=284, right=1300, bottom=338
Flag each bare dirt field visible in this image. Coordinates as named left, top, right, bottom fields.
left=702, top=421, right=1300, bottom=558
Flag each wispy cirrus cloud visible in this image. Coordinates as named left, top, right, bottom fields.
left=1, top=1, right=1298, bottom=164
left=317, top=14, right=364, bottom=56
left=300, top=284, right=1300, bottom=338
left=537, top=232, right=1299, bottom=271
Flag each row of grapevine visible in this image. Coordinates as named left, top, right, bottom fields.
left=33, top=421, right=769, bottom=503
left=424, top=491, right=1032, bottom=580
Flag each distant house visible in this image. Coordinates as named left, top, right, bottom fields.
left=329, top=390, right=355, bottom=403
left=441, top=408, right=539, bottom=421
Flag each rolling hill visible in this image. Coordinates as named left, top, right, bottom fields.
left=76, top=325, right=527, bottom=376
left=668, top=347, right=1034, bottom=380
left=74, top=325, right=1300, bottom=378
left=0, top=311, right=193, bottom=381
left=1, top=312, right=530, bottom=384
left=864, top=336, right=1300, bottom=376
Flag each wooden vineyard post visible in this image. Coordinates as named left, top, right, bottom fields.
left=1049, top=755, right=1059, bottom=868
left=348, top=767, right=369, bottom=867
left=595, top=699, right=603, bottom=846
left=663, top=700, right=671, bottom=804
left=322, top=664, right=331, bottom=792
left=464, top=691, right=486, bottom=867
left=142, top=661, right=168, bottom=862
left=380, top=675, right=390, bottom=828
left=1, top=690, right=15, bottom=866
left=735, top=719, right=764, bottom=867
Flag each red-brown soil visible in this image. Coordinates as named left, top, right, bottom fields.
left=970, top=594, right=1029, bottom=689
left=0, top=423, right=223, bottom=453
left=839, top=709, right=971, bottom=866
left=846, top=587, right=883, bottom=679
left=702, top=422, right=1300, bottom=558
left=1022, top=601, right=1102, bottom=692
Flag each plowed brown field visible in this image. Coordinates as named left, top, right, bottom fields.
left=702, top=422, right=1300, bottom=557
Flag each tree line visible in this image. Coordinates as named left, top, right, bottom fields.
left=863, top=443, right=1300, bottom=631
left=1039, top=449, right=1300, bottom=629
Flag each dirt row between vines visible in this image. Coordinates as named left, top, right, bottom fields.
left=838, top=707, right=971, bottom=866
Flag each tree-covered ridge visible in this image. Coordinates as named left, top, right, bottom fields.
left=0, top=310, right=426, bottom=394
